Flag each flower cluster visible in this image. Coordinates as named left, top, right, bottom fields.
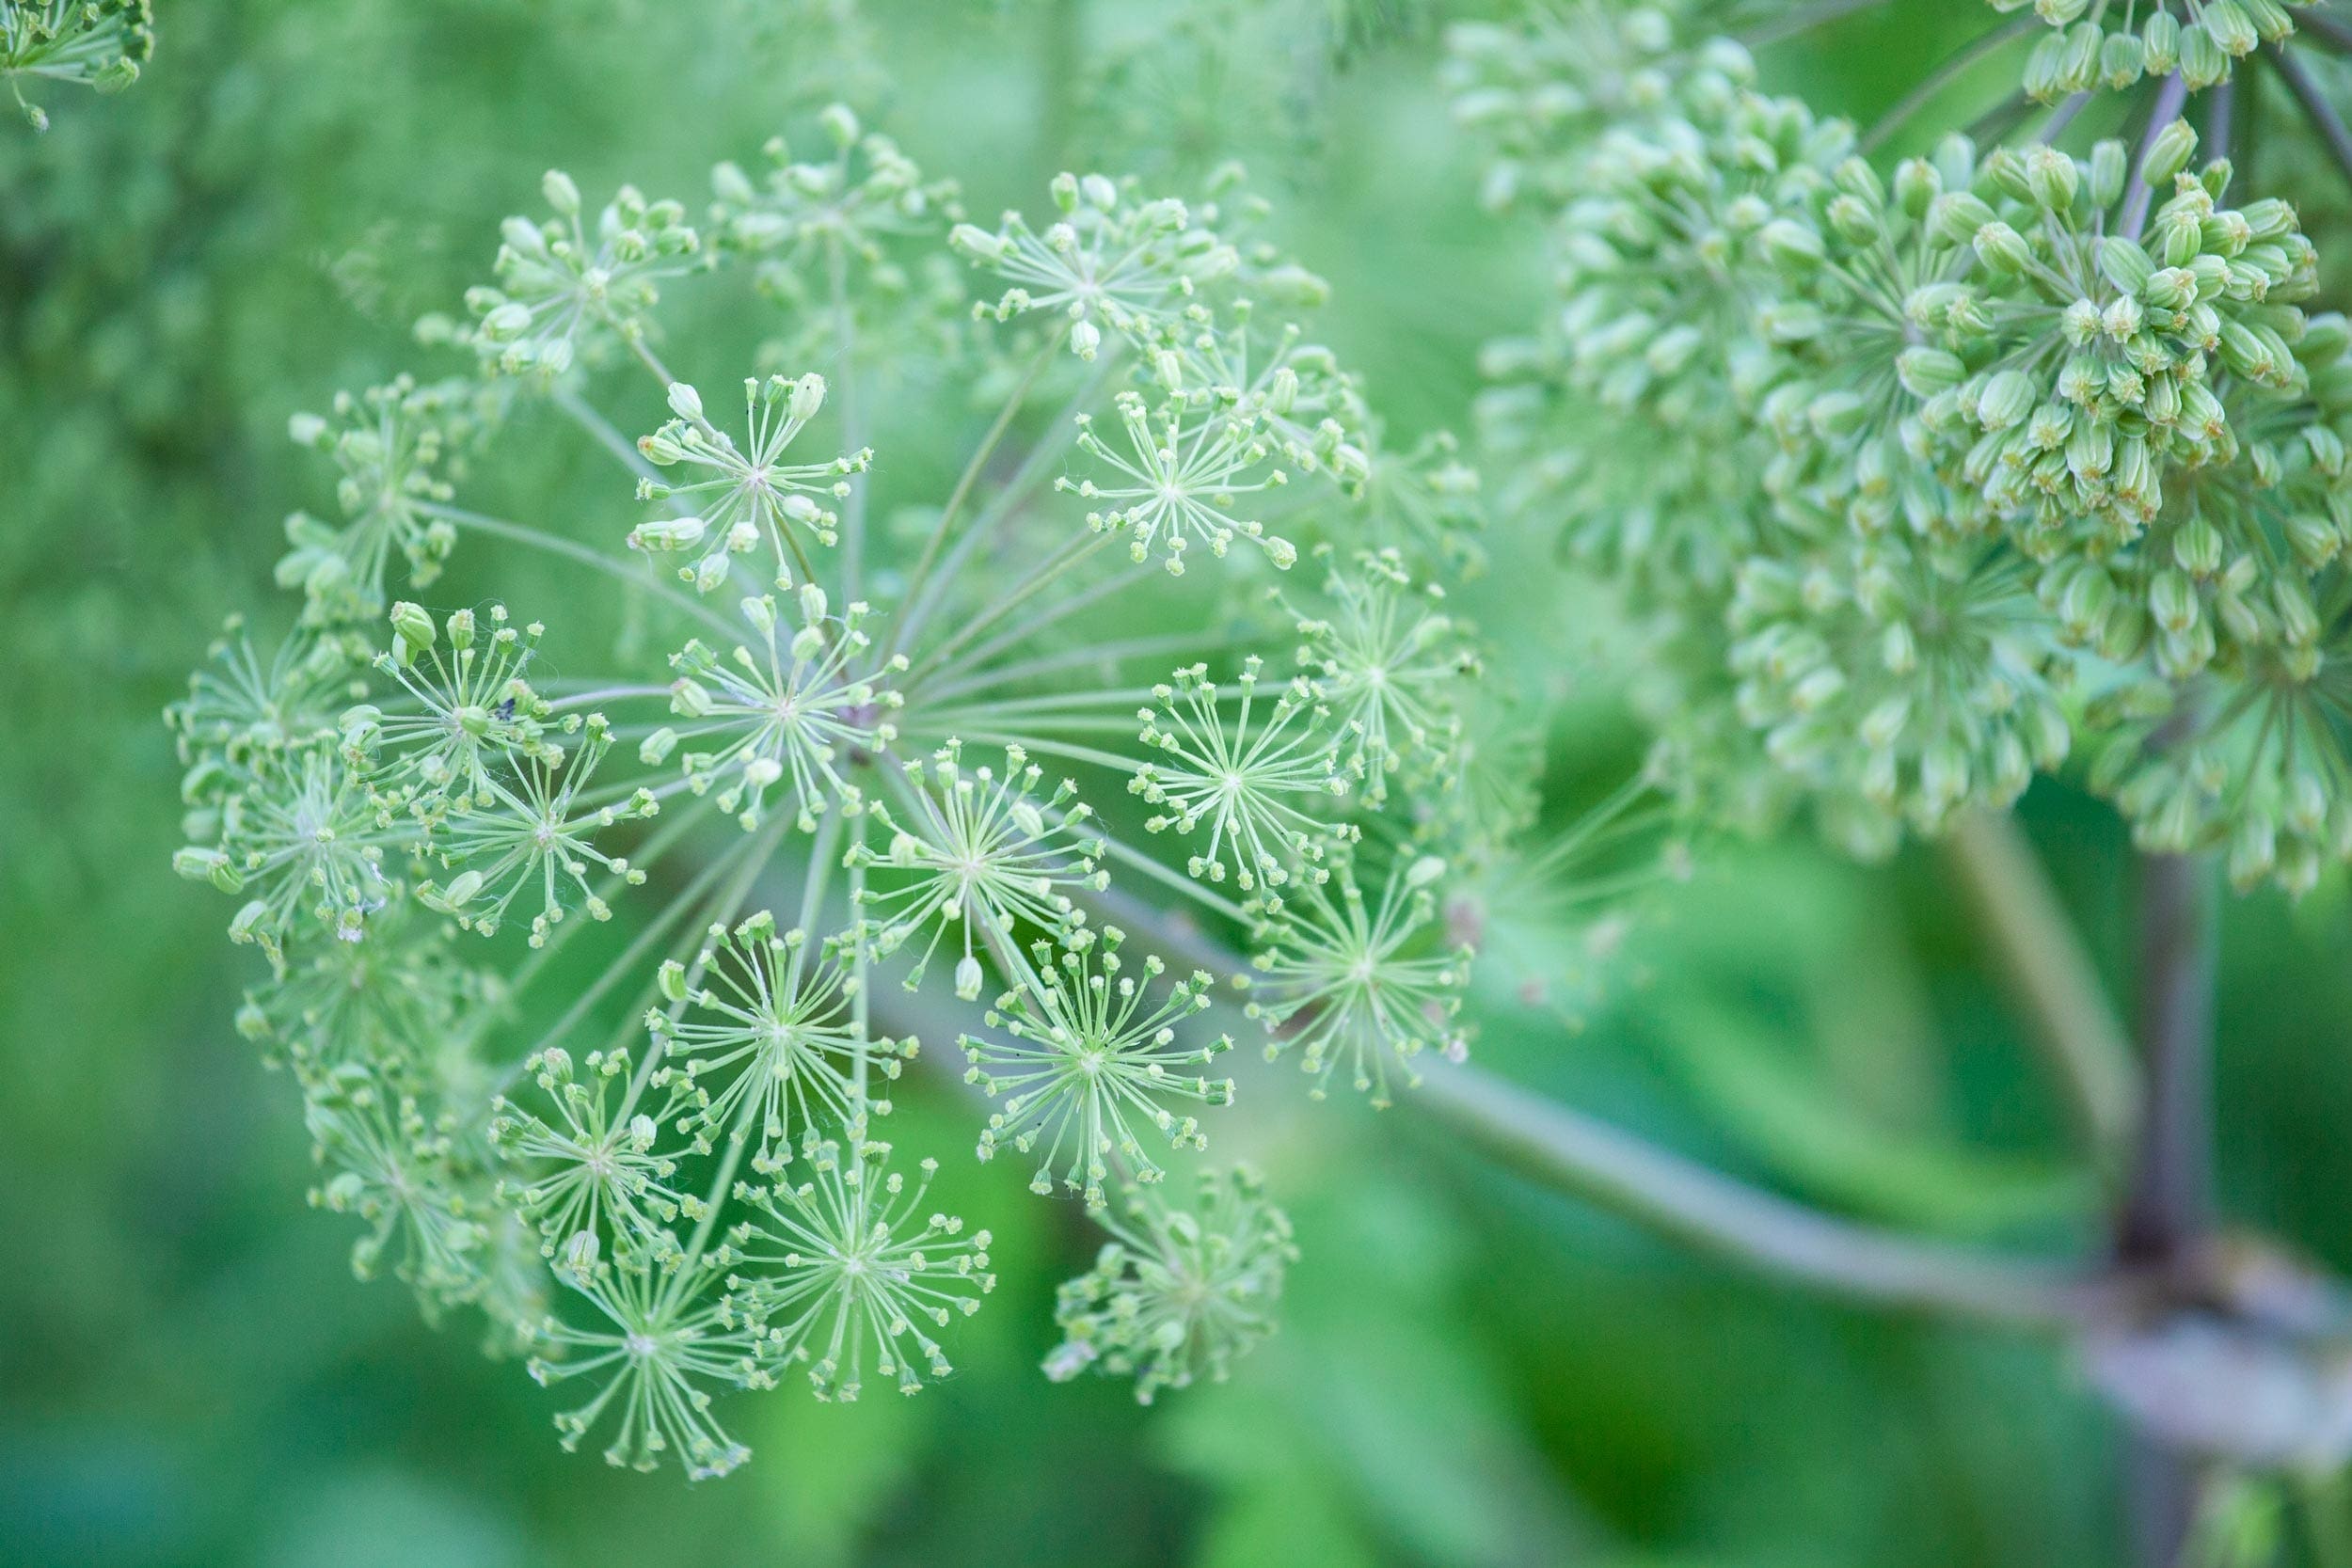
left=1044, top=1164, right=1296, bottom=1404
left=1454, top=10, right=2352, bottom=888
left=2, top=0, right=151, bottom=131
left=170, top=91, right=1604, bottom=1477
left=1997, top=0, right=2307, bottom=99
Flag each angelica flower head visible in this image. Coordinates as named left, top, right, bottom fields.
left=528, top=1253, right=764, bottom=1479
left=488, top=1047, right=695, bottom=1272
left=454, top=174, right=702, bottom=380
left=717, top=1137, right=994, bottom=1401
left=961, top=926, right=1235, bottom=1208
left=278, top=378, right=492, bottom=621
left=1246, top=851, right=1471, bottom=1107
left=173, top=92, right=1508, bottom=1480
left=344, top=601, right=558, bottom=813
left=854, top=741, right=1106, bottom=995
left=1045, top=1164, right=1296, bottom=1404
left=1132, top=657, right=1350, bottom=906
left=653, top=588, right=900, bottom=832
left=415, top=712, right=658, bottom=945
left=649, top=913, right=911, bottom=1174
left=1288, top=546, right=1477, bottom=807
left=952, top=169, right=1235, bottom=360
left=632, top=374, right=871, bottom=593
left=1063, top=389, right=1296, bottom=573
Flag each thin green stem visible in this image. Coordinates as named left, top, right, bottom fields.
left=421, top=501, right=737, bottom=640
left=1944, top=812, right=2140, bottom=1179
left=890, top=326, right=1068, bottom=658
left=902, top=531, right=1121, bottom=690
left=896, top=358, right=1116, bottom=651
left=1860, top=15, right=2038, bottom=153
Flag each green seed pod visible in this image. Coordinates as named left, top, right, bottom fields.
left=2098, top=233, right=2156, bottom=294
left=1931, top=191, right=1999, bottom=246
left=1897, top=346, right=1965, bottom=397
left=2056, top=22, right=2102, bottom=93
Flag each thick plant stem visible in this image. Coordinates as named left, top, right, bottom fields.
left=1944, top=813, right=2139, bottom=1178
left=2116, top=852, right=2216, bottom=1267
left=1414, top=1060, right=2099, bottom=1327
left=2117, top=849, right=2219, bottom=1568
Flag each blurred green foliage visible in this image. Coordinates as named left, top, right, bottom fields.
left=7, top=2, right=2352, bottom=1564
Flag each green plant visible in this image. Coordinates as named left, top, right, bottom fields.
left=167, top=101, right=1578, bottom=1476
left=1448, top=2, right=2352, bottom=1561
left=1, top=0, right=150, bottom=130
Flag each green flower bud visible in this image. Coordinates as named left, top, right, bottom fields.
left=2143, top=119, right=2199, bottom=189
left=2242, top=0, right=2295, bottom=42
left=1759, top=217, right=1825, bottom=274
left=2089, top=139, right=2128, bottom=208
left=2151, top=569, right=2199, bottom=633
left=1931, top=192, right=1999, bottom=246
left=1893, top=157, right=1941, bottom=219
left=2178, top=23, right=2228, bottom=88
left=2097, top=234, right=2155, bottom=294
left=665, top=381, right=703, bottom=421
left=2141, top=9, right=2181, bottom=73
left=390, top=600, right=436, bottom=660
left=2218, top=320, right=2275, bottom=379
left=2277, top=579, right=2321, bottom=645
left=2229, top=815, right=2279, bottom=892
left=790, top=372, right=827, bottom=423
left=2201, top=1, right=2258, bottom=56
left=2101, top=31, right=2147, bottom=89
left=819, top=103, right=861, bottom=148
left=542, top=169, right=581, bottom=217
left=629, top=516, right=707, bottom=552
left=1974, top=220, right=2037, bottom=275
left=1979, top=369, right=2038, bottom=430
left=2027, top=146, right=2079, bottom=214
left=1897, top=346, right=1965, bottom=397
left=174, top=846, right=244, bottom=894
left=2025, top=31, right=2068, bottom=102
left=2056, top=21, right=2102, bottom=93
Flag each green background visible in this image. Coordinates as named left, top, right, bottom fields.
left=6, top=2, right=2351, bottom=1563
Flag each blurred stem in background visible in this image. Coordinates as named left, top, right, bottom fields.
left=1945, top=814, right=2141, bottom=1180
left=2122, top=848, right=2220, bottom=1568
